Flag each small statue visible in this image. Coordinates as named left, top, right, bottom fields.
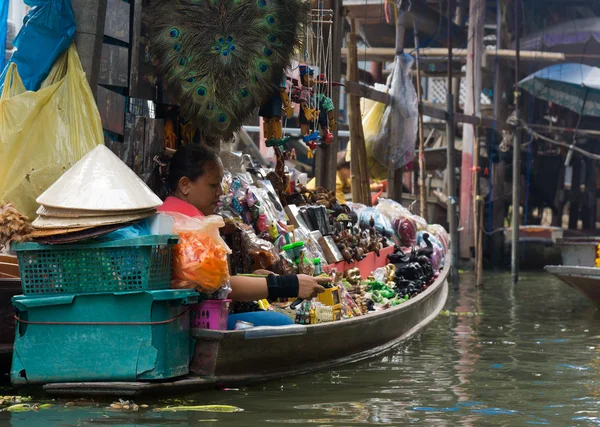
left=292, top=65, right=320, bottom=151
left=259, top=75, right=294, bottom=148
left=314, top=74, right=337, bottom=144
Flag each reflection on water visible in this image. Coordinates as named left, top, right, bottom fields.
left=4, top=272, right=600, bottom=426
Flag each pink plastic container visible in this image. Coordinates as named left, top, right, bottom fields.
left=190, top=299, right=231, bottom=330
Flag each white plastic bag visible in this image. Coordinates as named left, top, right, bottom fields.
left=372, top=53, right=417, bottom=170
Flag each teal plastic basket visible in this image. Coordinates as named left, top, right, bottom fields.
left=11, top=235, right=179, bottom=295
left=11, top=289, right=199, bottom=384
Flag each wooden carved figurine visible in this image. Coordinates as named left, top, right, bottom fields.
left=259, top=75, right=294, bottom=147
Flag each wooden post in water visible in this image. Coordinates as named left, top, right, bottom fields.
left=511, top=0, right=521, bottom=284
left=460, top=0, right=484, bottom=263
left=491, top=0, right=509, bottom=268
left=413, top=19, right=427, bottom=222
left=446, top=0, right=459, bottom=288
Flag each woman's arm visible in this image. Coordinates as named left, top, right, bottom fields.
left=228, top=276, right=269, bottom=301
left=228, top=274, right=330, bottom=302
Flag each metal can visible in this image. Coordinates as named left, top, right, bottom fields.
left=234, top=320, right=254, bottom=330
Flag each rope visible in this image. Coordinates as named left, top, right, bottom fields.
left=14, top=308, right=191, bottom=326
left=524, top=127, right=600, bottom=162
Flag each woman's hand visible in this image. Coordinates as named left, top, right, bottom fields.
left=297, top=274, right=329, bottom=299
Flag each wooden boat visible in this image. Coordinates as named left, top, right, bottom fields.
left=545, top=265, right=600, bottom=308
left=545, top=236, right=600, bottom=307
left=0, top=254, right=20, bottom=373
left=505, top=226, right=587, bottom=270
left=42, top=259, right=450, bottom=397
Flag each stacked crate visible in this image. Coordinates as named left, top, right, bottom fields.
left=10, top=235, right=198, bottom=385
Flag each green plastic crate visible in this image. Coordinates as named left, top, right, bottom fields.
left=11, top=235, right=178, bottom=295
left=11, top=289, right=198, bottom=384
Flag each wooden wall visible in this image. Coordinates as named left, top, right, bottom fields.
left=98, top=0, right=165, bottom=185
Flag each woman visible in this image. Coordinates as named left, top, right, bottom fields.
left=157, top=144, right=328, bottom=328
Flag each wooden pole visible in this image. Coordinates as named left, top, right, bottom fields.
left=316, top=0, right=342, bottom=191
left=511, top=0, right=521, bottom=284
left=460, top=0, right=484, bottom=261
left=476, top=197, right=484, bottom=285
left=340, top=47, right=576, bottom=62
left=413, top=19, right=426, bottom=221
left=387, top=6, right=407, bottom=203
left=446, top=0, right=459, bottom=288
left=346, top=18, right=370, bottom=206
left=491, top=0, right=508, bottom=269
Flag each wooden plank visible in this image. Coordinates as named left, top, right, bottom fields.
left=344, top=80, right=390, bottom=105
left=104, top=0, right=130, bottom=43
left=97, top=86, right=126, bottom=135
left=99, top=44, right=129, bottom=87
left=129, top=0, right=143, bottom=97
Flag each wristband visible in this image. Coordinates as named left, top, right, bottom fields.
left=266, top=274, right=299, bottom=300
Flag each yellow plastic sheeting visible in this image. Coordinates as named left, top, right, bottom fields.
left=0, top=43, right=103, bottom=219
left=346, top=97, right=388, bottom=180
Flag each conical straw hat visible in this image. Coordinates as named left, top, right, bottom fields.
left=31, top=210, right=155, bottom=229
left=36, top=205, right=155, bottom=218
left=36, top=145, right=163, bottom=211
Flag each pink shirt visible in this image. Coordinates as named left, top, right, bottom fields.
left=158, top=196, right=205, bottom=217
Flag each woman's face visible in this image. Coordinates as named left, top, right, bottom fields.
left=178, top=159, right=224, bottom=216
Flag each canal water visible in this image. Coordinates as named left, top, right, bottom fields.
left=3, top=272, right=600, bottom=426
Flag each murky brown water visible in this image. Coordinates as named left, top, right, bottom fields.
left=3, top=272, right=600, bottom=426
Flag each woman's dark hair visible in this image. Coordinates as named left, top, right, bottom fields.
left=165, top=144, right=220, bottom=193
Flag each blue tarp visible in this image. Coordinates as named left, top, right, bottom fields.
left=0, top=0, right=8, bottom=69
left=0, top=0, right=75, bottom=92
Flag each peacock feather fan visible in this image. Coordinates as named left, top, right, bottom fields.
left=146, top=0, right=310, bottom=139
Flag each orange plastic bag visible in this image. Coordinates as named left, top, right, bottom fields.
left=168, top=212, right=231, bottom=293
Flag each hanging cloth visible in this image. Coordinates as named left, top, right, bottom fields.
left=0, top=0, right=75, bottom=91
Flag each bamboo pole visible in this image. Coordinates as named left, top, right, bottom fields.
left=413, top=19, right=426, bottom=221
left=346, top=18, right=371, bottom=206
left=469, top=0, right=483, bottom=286
left=340, top=47, right=576, bottom=62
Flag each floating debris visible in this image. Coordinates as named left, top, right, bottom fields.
left=109, top=399, right=144, bottom=411
left=154, top=405, right=244, bottom=413
left=440, top=310, right=484, bottom=317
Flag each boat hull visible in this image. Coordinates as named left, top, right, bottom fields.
left=545, top=265, right=600, bottom=308
left=42, top=262, right=450, bottom=397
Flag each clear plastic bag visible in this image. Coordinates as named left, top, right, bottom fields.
left=376, top=198, right=418, bottom=247
left=169, top=212, right=232, bottom=293
left=372, top=53, right=417, bottom=171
